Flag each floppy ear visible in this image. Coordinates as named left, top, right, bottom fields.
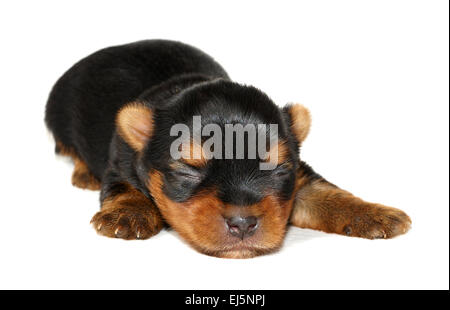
left=116, top=102, right=154, bottom=152
left=283, top=103, right=311, bottom=144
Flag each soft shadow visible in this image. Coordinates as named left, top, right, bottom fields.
left=282, top=226, right=328, bottom=249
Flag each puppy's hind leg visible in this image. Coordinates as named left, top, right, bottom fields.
left=55, top=140, right=101, bottom=190
left=71, top=158, right=101, bottom=190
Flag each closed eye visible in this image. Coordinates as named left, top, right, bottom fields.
left=169, top=161, right=204, bottom=182
left=172, top=170, right=202, bottom=181
left=163, top=161, right=206, bottom=202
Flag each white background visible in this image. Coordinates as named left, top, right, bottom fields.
left=0, top=0, right=448, bottom=290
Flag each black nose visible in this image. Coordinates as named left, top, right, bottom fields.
left=225, top=216, right=258, bottom=239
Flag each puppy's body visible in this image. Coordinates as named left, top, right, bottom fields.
left=46, top=40, right=228, bottom=179
left=46, top=40, right=411, bottom=258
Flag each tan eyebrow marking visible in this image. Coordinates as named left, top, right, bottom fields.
left=263, top=140, right=290, bottom=165
left=179, top=140, right=209, bottom=168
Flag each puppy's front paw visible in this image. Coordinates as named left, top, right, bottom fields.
left=91, top=206, right=163, bottom=240
left=343, top=206, right=411, bottom=239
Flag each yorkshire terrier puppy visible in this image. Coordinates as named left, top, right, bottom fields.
left=45, top=40, right=411, bottom=258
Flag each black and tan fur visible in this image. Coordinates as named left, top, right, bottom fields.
left=45, top=40, right=411, bottom=258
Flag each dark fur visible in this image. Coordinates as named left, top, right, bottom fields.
left=46, top=40, right=411, bottom=258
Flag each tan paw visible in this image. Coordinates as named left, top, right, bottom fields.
left=90, top=206, right=163, bottom=240
left=343, top=206, right=411, bottom=239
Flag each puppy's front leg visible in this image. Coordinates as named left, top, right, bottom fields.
left=291, top=167, right=411, bottom=239
left=91, top=182, right=164, bottom=240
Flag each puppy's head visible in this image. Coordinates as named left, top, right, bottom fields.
left=117, top=80, right=310, bottom=258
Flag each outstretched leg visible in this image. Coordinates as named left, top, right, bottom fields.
left=91, top=182, right=164, bottom=240
left=291, top=165, right=411, bottom=239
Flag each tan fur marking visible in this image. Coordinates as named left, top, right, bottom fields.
left=116, top=102, right=153, bottom=152
left=290, top=174, right=412, bottom=239
left=264, top=140, right=290, bottom=165
left=287, top=103, right=311, bottom=143
left=71, top=158, right=101, bottom=190
left=55, top=140, right=101, bottom=190
left=148, top=170, right=294, bottom=258
left=55, top=140, right=77, bottom=158
left=180, top=140, right=209, bottom=167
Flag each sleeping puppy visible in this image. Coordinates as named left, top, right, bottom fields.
left=45, top=40, right=411, bottom=258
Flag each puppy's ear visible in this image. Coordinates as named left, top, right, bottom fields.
left=116, top=102, right=154, bottom=152
left=283, top=103, right=311, bottom=144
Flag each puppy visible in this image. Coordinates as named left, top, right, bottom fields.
left=45, top=40, right=411, bottom=258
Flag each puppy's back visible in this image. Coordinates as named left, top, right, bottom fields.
left=45, top=40, right=228, bottom=178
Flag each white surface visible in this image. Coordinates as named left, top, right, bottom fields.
left=0, top=0, right=448, bottom=289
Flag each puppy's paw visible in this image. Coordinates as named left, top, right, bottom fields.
left=72, top=169, right=101, bottom=190
left=343, top=206, right=411, bottom=239
left=71, top=160, right=101, bottom=190
left=91, top=206, right=163, bottom=240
